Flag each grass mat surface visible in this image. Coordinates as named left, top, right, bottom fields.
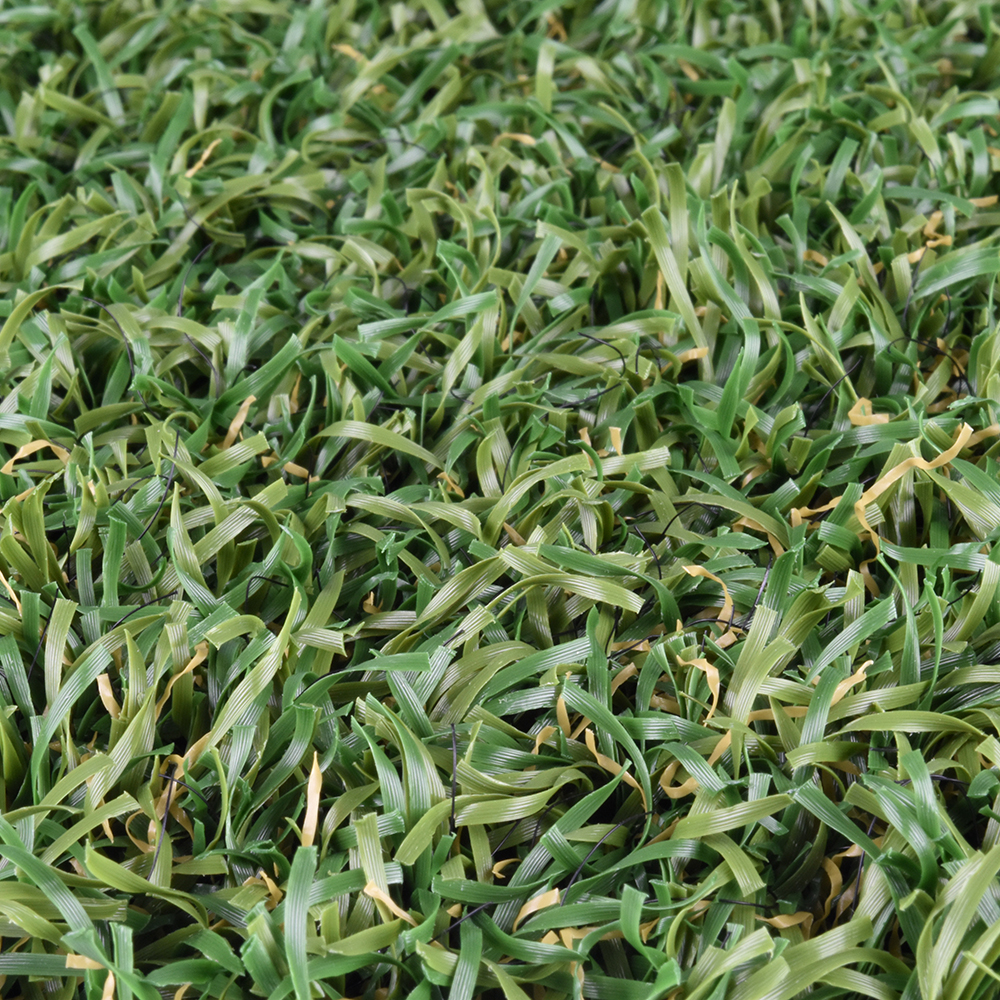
left=2, top=1, right=1000, bottom=998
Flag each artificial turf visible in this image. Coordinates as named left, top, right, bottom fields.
left=1, top=1, right=1000, bottom=998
